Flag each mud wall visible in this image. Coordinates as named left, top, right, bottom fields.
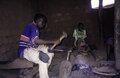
left=0, top=0, right=39, bottom=61
left=0, top=0, right=114, bottom=61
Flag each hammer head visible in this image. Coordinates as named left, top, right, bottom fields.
left=60, top=32, right=67, bottom=41
left=62, top=32, right=67, bottom=38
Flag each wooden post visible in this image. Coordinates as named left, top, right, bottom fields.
left=114, top=0, right=120, bottom=70
left=98, top=0, right=103, bottom=47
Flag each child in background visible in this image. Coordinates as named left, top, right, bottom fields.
left=73, top=22, right=87, bottom=50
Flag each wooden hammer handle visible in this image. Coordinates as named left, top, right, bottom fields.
left=50, top=32, right=67, bottom=50
left=50, top=35, right=65, bottom=50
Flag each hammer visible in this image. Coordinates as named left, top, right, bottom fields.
left=50, top=32, right=67, bottom=50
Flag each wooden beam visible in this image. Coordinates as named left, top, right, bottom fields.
left=0, top=58, right=34, bottom=69
left=114, top=0, right=120, bottom=70
left=98, top=0, right=103, bottom=46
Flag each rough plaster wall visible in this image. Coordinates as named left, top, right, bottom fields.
left=0, top=0, right=38, bottom=61
left=37, top=0, right=100, bottom=47
left=0, top=0, right=102, bottom=61
left=102, top=8, right=114, bottom=42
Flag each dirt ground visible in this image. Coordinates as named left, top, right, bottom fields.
left=0, top=47, right=119, bottom=78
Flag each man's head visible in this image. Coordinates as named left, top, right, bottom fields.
left=34, top=13, right=47, bottom=29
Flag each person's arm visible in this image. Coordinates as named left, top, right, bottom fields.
left=83, top=30, right=87, bottom=38
left=73, top=29, right=78, bottom=47
left=34, top=37, right=59, bottom=45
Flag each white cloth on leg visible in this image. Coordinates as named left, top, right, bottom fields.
left=23, top=45, right=54, bottom=78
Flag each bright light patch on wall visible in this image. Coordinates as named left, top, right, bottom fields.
left=103, top=0, right=114, bottom=7
left=91, top=0, right=115, bottom=9
left=91, top=0, right=99, bottom=9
